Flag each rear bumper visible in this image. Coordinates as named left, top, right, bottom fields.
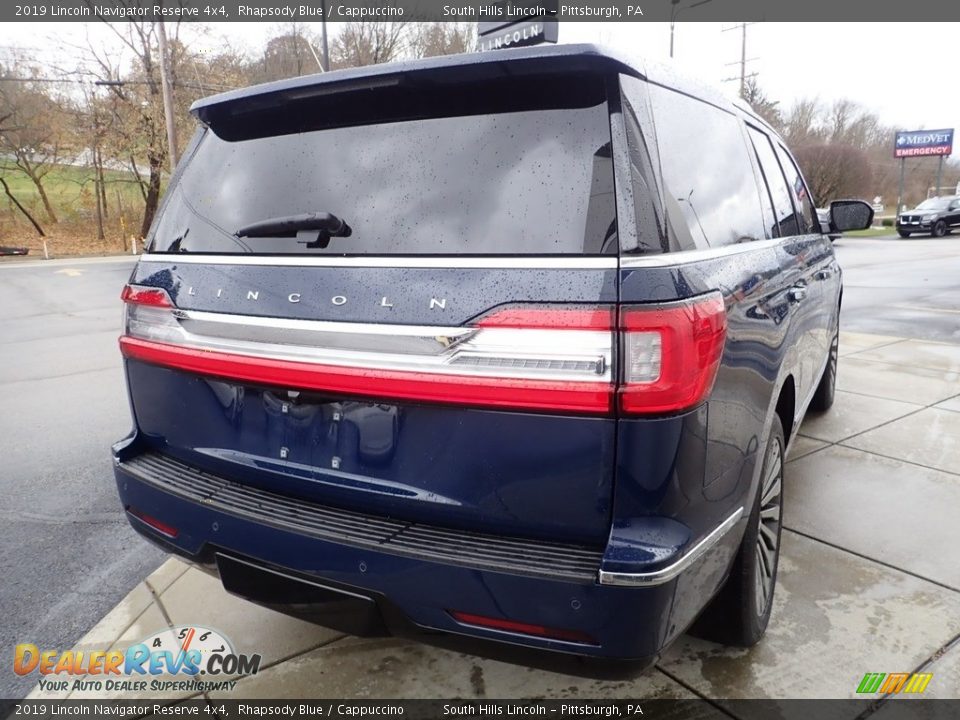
left=113, top=445, right=743, bottom=662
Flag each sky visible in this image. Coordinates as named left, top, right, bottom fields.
left=1, top=21, right=957, bottom=137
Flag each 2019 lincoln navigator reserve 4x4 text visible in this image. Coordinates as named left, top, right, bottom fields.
left=112, top=44, right=873, bottom=667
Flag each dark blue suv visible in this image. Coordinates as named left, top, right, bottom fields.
left=112, top=44, right=872, bottom=667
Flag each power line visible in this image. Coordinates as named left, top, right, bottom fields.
left=0, top=74, right=237, bottom=92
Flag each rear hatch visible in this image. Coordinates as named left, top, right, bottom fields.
left=121, top=57, right=621, bottom=545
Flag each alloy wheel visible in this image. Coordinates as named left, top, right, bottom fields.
left=754, top=437, right=783, bottom=617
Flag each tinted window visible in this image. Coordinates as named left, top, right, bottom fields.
left=648, top=85, right=766, bottom=249
left=148, top=79, right=616, bottom=256
left=915, top=198, right=950, bottom=211
left=620, top=76, right=667, bottom=253
left=747, top=126, right=797, bottom=236
left=774, top=143, right=815, bottom=234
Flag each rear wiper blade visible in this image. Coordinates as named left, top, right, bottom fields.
left=235, top=212, right=352, bottom=249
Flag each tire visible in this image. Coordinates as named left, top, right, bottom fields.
left=932, top=220, right=948, bottom=238
left=809, top=329, right=838, bottom=412
left=690, top=416, right=785, bottom=647
left=897, top=230, right=911, bottom=238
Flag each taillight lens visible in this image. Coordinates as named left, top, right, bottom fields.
left=120, top=285, right=172, bottom=308
left=118, top=285, right=726, bottom=416
left=119, top=289, right=615, bottom=414
left=618, top=292, right=727, bottom=415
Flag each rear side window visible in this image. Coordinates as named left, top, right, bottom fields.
left=773, top=143, right=816, bottom=234
left=148, top=75, right=616, bottom=256
left=647, top=85, right=766, bottom=250
left=747, top=126, right=797, bottom=237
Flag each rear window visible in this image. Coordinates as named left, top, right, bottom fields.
left=148, top=75, right=616, bottom=256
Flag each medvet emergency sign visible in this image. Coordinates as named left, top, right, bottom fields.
left=894, top=129, right=954, bottom=158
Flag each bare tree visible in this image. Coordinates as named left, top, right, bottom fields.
left=79, top=11, right=174, bottom=237
left=256, top=23, right=323, bottom=82
left=781, top=98, right=823, bottom=148
left=0, top=62, right=66, bottom=224
left=0, top=176, right=45, bottom=236
left=410, top=22, right=475, bottom=58
left=793, top=143, right=873, bottom=206
left=740, top=77, right=782, bottom=131
left=331, top=22, right=410, bottom=68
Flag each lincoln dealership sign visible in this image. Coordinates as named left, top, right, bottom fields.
left=894, top=129, right=954, bottom=158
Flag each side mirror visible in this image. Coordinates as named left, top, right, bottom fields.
left=829, top=199, right=874, bottom=232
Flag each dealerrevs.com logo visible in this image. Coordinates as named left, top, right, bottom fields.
left=15, top=626, right=260, bottom=694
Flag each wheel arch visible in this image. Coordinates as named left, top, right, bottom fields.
left=773, top=375, right=796, bottom=450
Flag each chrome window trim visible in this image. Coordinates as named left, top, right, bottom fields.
left=138, top=254, right=619, bottom=270
left=597, top=507, right=744, bottom=587
left=139, top=237, right=824, bottom=270
left=621, top=237, right=796, bottom=268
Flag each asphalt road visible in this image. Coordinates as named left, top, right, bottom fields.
left=0, top=235, right=955, bottom=698
left=0, top=256, right=163, bottom=699
left=835, top=233, right=960, bottom=343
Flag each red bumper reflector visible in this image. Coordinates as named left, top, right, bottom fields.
left=127, top=507, right=179, bottom=538
left=449, top=610, right=597, bottom=645
left=119, top=336, right=613, bottom=414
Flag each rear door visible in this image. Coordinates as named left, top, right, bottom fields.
left=121, top=68, right=620, bottom=546
left=770, top=138, right=838, bottom=393
left=746, top=126, right=827, bottom=402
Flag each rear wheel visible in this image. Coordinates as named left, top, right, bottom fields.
left=897, top=230, right=911, bottom=238
left=690, top=416, right=784, bottom=647
left=932, top=220, right=948, bottom=238
left=809, top=329, right=838, bottom=412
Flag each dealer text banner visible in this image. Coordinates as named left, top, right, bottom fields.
left=6, top=0, right=960, bottom=22
left=3, top=699, right=958, bottom=719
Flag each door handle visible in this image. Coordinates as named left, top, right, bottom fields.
left=788, top=285, right=807, bottom=303
left=817, top=269, right=832, bottom=280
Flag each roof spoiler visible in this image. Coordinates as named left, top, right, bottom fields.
left=190, top=44, right=642, bottom=127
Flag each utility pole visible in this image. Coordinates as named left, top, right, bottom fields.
left=739, top=22, right=747, bottom=95
left=722, top=23, right=757, bottom=95
left=321, top=0, right=330, bottom=71
left=896, top=157, right=905, bottom=215
left=156, top=21, right=179, bottom=173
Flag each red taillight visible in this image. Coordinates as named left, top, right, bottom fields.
left=118, top=336, right=613, bottom=414
left=118, top=285, right=727, bottom=416
left=121, top=284, right=172, bottom=308
left=448, top=610, right=597, bottom=645
left=618, top=292, right=727, bottom=415
left=475, top=305, right=615, bottom=331
left=127, top=507, right=179, bottom=538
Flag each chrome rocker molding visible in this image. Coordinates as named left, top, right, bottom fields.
left=597, top=507, right=744, bottom=587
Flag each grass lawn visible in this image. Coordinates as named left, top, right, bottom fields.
left=1, top=162, right=147, bottom=227
left=843, top=227, right=897, bottom=238
left=1, top=161, right=157, bottom=257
